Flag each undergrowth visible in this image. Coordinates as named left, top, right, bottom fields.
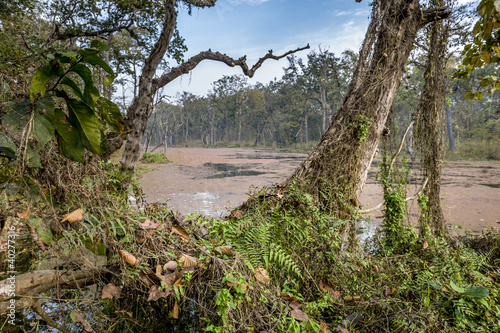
left=140, top=152, right=170, bottom=164
left=1, top=151, right=500, bottom=332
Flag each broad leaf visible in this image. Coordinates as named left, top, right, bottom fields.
left=70, top=64, right=99, bottom=107
left=97, top=97, right=124, bottom=132
left=463, top=286, right=489, bottom=298
left=66, top=99, right=101, bottom=154
left=30, top=66, right=58, bottom=101
left=449, top=281, right=465, bottom=294
left=55, top=109, right=85, bottom=163
left=61, top=77, right=84, bottom=99
left=83, top=55, right=115, bottom=85
left=90, top=39, right=110, bottom=52
left=0, top=131, right=17, bottom=158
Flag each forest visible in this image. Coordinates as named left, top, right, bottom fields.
left=0, top=0, right=500, bottom=332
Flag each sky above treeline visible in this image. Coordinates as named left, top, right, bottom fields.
left=159, top=0, right=476, bottom=99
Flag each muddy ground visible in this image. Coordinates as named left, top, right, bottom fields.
left=140, top=148, right=500, bottom=234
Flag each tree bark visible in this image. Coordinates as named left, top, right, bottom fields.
left=416, top=2, right=449, bottom=235
left=288, top=0, right=449, bottom=216
left=120, top=0, right=178, bottom=172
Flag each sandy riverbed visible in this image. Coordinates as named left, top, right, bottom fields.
left=139, top=147, right=500, bottom=233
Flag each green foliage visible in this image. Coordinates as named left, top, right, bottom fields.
left=140, top=152, right=170, bottom=164
left=454, top=0, right=500, bottom=98
left=377, top=158, right=417, bottom=255
left=0, top=40, right=123, bottom=164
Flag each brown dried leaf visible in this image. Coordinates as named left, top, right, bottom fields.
left=156, top=265, right=162, bottom=275
left=101, top=283, right=122, bottom=299
left=139, top=274, right=155, bottom=288
left=17, top=210, right=29, bottom=219
left=289, top=300, right=302, bottom=310
left=173, top=301, right=179, bottom=319
left=174, top=277, right=184, bottom=286
left=289, top=309, right=309, bottom=322
left=164, top=261, right=178, bottom=271
left=148, top=285, right=167, bottom=302
left=163, top=271, right=183, bottom=288
left=319, top=323, right=329, bottom=333
left=280, top=293, right=298, bottom=302
left=344, top=296, right=361, bottom=302
left=423, top=240, right=429, bottom=249
left=172, top=225, right=190, bottom=242
left=217, top=245, right=234, bottom=256
left=231, top=210, right=242, bottom=219
left=372, top=264, right=379, bottom=273
left=73, top=311, right=94, bottom=332
left=319, top=280, right=334, bottom=293
left=139, top=219, right=160, bottom=230
left=62, top=208, right=84, bottom=223
left=254, top=267, right=270, bottom=284
left=119, top=250, right=137, bottom=265
left=178, top=254, right=198, bottom=268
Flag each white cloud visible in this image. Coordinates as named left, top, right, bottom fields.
left=333, top=10, right=352, bottom=16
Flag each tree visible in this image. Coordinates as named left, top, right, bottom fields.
left=289, top=0, right=450, bottom=221
left=415, top=0, right=450, bottom=236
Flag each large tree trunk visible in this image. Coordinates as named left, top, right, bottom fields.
left=289, top=0, right=449, bottom=216
left=416, top=3, right=449, bottom=236
left=120, top=1, right=177, bottom=172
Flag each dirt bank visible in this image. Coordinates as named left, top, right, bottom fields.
left=140, top=148, right=500, bottom=233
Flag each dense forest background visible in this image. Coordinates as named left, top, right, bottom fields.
left=142, top=48, right=500, bottom=159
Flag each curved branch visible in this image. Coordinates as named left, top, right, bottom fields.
left=46, top=21, right=135, bottom=46
left=152, top=44, right=310, bottom=90
left=419, top=7, right=451, bottom=28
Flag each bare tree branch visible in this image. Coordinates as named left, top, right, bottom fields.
left=183, top=0, right=217, bottom=7
left=152, top=44, right=310, bottom=90
left=46, top=21, right=135, bottom=46
left=419, top=7, right=451, bottom=28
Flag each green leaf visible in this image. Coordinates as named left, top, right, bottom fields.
left=84, top=240, right=107, bottom=256
left=61, top=77, right=83, bottom=99
left=90, top=39, right=110, bottom=52
left=70, top=64, right=99, bottom=106
left=66, top=99, right=101, bottom=154
left=3, top=96, right=55, bottom=164
left=38, top=229, right=54, bottom=243
left=83, top=55, right=114, bottom=86
left=463, top=286, right=489, bottom=298
left=55, top=108, right=85, bottom=163
left=97, top=97, right=124, bottom=132
left=450, top=281, right=465, bottom=294
left=0, top=131, right=17, bottom=158
left=30, top=66, right=58, bottom=101
left=78, top=48, right=100, bottom=57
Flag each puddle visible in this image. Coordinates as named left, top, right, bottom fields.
left=480, top=183, right=500, bottom=188
left=203, top=163, right=266, bottom=179
left=232, top=153, right=306, bottom=160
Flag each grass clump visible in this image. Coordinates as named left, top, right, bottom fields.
left=140, top=152, right=170, bottom=164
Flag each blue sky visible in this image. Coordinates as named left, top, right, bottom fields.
left=161, top=0, right=373, bottom=97
left=159, top=0, right=475, bottom=98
